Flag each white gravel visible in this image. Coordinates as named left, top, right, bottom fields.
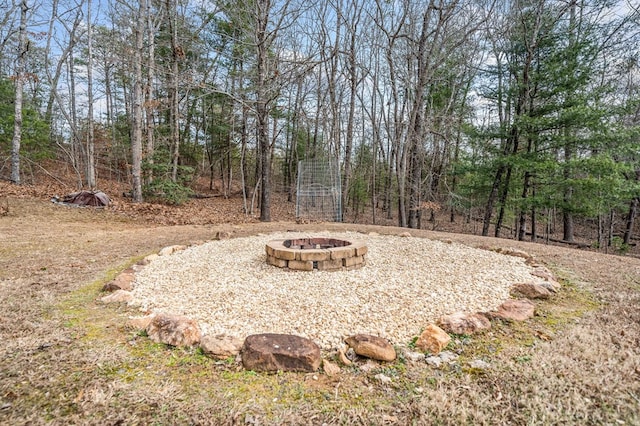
left=130, top=232, right=545, bottom=349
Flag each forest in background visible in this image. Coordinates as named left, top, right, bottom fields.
left=1, top=0, right=639, bottom=249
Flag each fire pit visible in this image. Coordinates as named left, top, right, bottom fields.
left=265, top=237, right=367, bottom=271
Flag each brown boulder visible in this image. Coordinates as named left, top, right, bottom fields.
left=489, top=299, right=535, bottom=321
left=241, top=333, right=321, bottom=372
left=100, top=289, right=133, bottom=304
left=438, top=312, right=491, bottom=335
left=511, top=282, right=552, bottom=299
left=415, top=324, right=451, bottom=354
left=102, top=268, right=135, bottom=292
left=146, top=313, right=201, bottom=347
left=530, top=267, right=561, bottom=290
left=200, top=334, right=244, bottom=359
left=531, top=266, right=555, bottom=280
left=344, top=334, right=396, bottom=362
left=125, top=314, right=156, bottom=331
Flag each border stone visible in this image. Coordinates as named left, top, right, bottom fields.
left=437, top=312, right=491, bottom=335
left=344, top=334, right=396, bottom=362
left=488, top=299, right=536, bottom=321
left=101, top=289, right=133, bottom=304
left=125, top=314, right=156, bottom=331
left=200, top=334, right=244, bottom=359
left=511, top=282, right=552, bottom=299
left=241, top=333, right=321, bottom=372
left=415, top=324, right=451, bottom=354
left=103, top=268, right=135, bottom=292
left=146, top=313, right=201, bottom=347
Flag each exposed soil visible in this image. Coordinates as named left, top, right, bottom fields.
left=1, top=179, right=639, bottom=425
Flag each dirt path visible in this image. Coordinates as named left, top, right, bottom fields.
left=1, top=197, right=639, bottom=425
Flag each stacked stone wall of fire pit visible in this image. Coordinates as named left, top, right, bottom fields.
left=266, top=237, right=367, bottom=271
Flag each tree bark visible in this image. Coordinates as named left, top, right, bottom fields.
left=341, top=3, right=362, bottom=221
left=483, top=164, right=505, bottom=236
left=407, top=3, right=437, bottom=229
left=518, top=171, right=532, bottom=241
left=131, top=0, right=145, bottom=202
left=168, top=0, right=180, bottom=183
left=495, top=164, right=514, bottom=238
left=86, top=0, right=96, bottom=189
left=562, top=148, right=574, bottom=242
left=623, top=198, right=638, bottom=246
left=256, top=0, right=271, bottom=221
left=10, top=1, right=28, bottom=185
left=144, top=1, right=158, bottom=186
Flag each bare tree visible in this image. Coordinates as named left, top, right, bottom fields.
left=44, top=0, right=84, bottom=188
left=130, top=0, right=145, bottom=202
left=243, top=0, right=299, bottom=221
left=166, top=0, right=181, bottom=183
left=341, top=0, right=365, bottom=220
left=144, top=0, right=161, bottom=186
left=0, top=1, right=18, bottom=75
left=86, top=0, right=96, bottom=189
left=10, top=0, right=28, bottom=185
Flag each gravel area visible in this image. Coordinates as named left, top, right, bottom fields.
left=130, top=232, right=546, bottom=349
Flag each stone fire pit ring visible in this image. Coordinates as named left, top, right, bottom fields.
left=266, top=237, right=367, bottom=271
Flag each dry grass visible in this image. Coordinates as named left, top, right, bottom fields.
left=1, top=196, right=639, bottom=425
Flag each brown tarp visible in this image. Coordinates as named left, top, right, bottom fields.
left=61, top=191, right=110, bottom=207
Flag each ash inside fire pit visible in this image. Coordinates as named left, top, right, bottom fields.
left=284, top=237, right=351, bottom=250
left=266, top=237, right=367, bottom=271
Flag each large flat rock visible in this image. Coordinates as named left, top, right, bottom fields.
left=241, top=333, right=321, bottom=372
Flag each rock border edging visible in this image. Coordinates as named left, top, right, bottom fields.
left=101, top=237, right=560, bottom=374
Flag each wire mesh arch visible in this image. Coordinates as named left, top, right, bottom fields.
left=296, top=159, right=342, bottom=222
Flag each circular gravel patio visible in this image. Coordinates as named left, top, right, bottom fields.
left=129, top=232, right=545, bottom=349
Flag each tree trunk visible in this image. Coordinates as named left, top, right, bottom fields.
left=623, top=197, right=638, bottom=245
left=144, top=1, right=158, bottom=186
left=562, top=0, right=578, bottom=243
left=563, top=151, right=574, bottom=242
left=86, top=0, right=96, bottom=189
left=483, top=165, right=505, bottom=236
left=256, top=0, right=271, bottom=221
left=341, top=5, right=362, bottom=220
left=68, top=48, right=84, bottom=189
left=530, top=184, right=537, bottom=242
left=131, top=0, right=145, bottom=202
left=407, top=3, right=437, bottom=229
left=11, top=1, right=28, bottom=185
left=563, top=208, right=575, bottom=242
left=495, top=164, right=513, bottom=238
left=517, top=172, right=531, bottom=241
left=168, top=0, right=180, bottom=183
left=407, top=141, right=423, bottom=229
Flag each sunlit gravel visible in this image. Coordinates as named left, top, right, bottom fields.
left=130, top=232, right=544, bottom=349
